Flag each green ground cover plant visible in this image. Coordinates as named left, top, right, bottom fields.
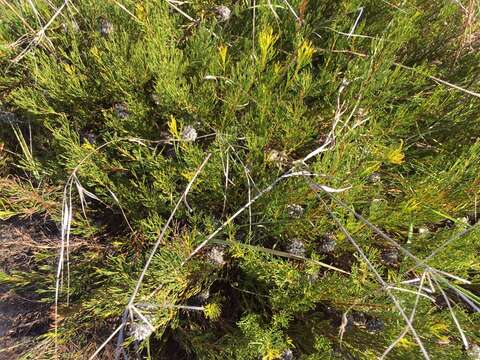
left=0, top=0, right=479, bottom=359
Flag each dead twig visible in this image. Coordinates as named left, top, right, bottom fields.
left=319, top=197, right=430, bottom=360
left=109, top=153, right=212, bottom=360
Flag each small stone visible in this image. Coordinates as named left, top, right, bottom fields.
left=62, top=21, right=80, bottom=33
left=286, top=204, right=304, bottom=219
left=267, top=149, right=280, bottom=161
left=130, top=321, right=153, bottom=341
left=181, top=125, right=197, bottom=142
left=266, top=149, right=288, bottom=166
left=418, top=226, right=429, bottom=237
left=380, top=248, right=399, bottom=266
left=113, top=103, right=129, bottom=119
left=207, top=246, right=226, bottom=266
left=318, top=233, right=336, bottom=253
left=437, top=337, right=451, bottom=346
left=369, top=173, right=381, bottom=183
left=151, top=93, right=161, bottom=105
left=61, top=21, right=80, bottom=33
left=215, top=6, right=232, bottom=22
left=286, top=238, right=306, bottom=257
left=129, top=307, right=155, bottom=341
left=357, top=108, right=368, bottom=118
left=467, top=343, right=480, bottom=360
left=349, top=312, right=367, bottom=326
left=99, top=18, right=113, bottom=36
left=365, top=317, right=384, bottom=333
left=280, top=349, right=294, bottom=360
left=72, top=21, right=80, bottom=32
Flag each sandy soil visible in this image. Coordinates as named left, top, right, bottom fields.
left=0, top=217, right=55, bottom=359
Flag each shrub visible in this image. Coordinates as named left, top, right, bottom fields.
left=0, top=1, right=479, bottom=359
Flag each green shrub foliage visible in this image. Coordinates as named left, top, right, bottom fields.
left=1, top=1, right=479, bottom=359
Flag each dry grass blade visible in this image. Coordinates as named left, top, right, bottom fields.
left=165, top=0, right=218, bottom=39
left=455, top=292, right=480, bottom=313
left=228, top=145, right=260, bottom=192
left=220, top=148, right=231, bottom=217
left=407, top=221, right=480, bottom=273
left=320, top=198, right=430, bottom=359
left=250, top=244, right=350, bottom=274
left=54, top=137, right=169, bottom=358
left=160, top=304, right=204, bottom=311
left=55, top=138, right=147, bottom=321
left=322, top=27, right=386, bottom=40
left=348, top=6, right=364, bottom=37
left=181, top=171, right=293, bottom=265
left=319, top=189, right=471, bottom=284
left=107, top=153, right=211, bottom=359
left=267, top=0, right=280, bottom=19
left=165, top=0, right=195, bottom=22
left=130, top=305, right=155, bottom=332
left=127, top=153, right=212, bottom=304
left=318, top=28, right=480, bottom=98
left=312, top=178, right=474, bottom=356
left=55, top=177, right=73, bottom=355
left=73, top=174, right=101, bottom=218
left=393, top=62, right=480, bottom=99
left=381, top=272, right=427, bottom=359
left=431, top=276, right=470, bottom=350
left=447, top=283, right=480, bottom=313
left=243, top=165, right=253, bottom=234
left=11, top=124, right=40, bottom=178
left=181, top=171, right=339, bottom=265
left=386, top=284, right=434, bottom=302
left=0, top=0, right=35, bottom=32
left=13, top=0, right=69, bottom=63
left=214, top=239, right=350, bottom=275
left=282, top=0, right=300, bottom=22
left=27, top=0, right=44, bottom=27
left=112, top=0, right=142, bottom=23
left=300, top=79, right=348, bottom=163
left=88, top=323, right=124, bottom=360
left=107, top=188, right=134, bottom=233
